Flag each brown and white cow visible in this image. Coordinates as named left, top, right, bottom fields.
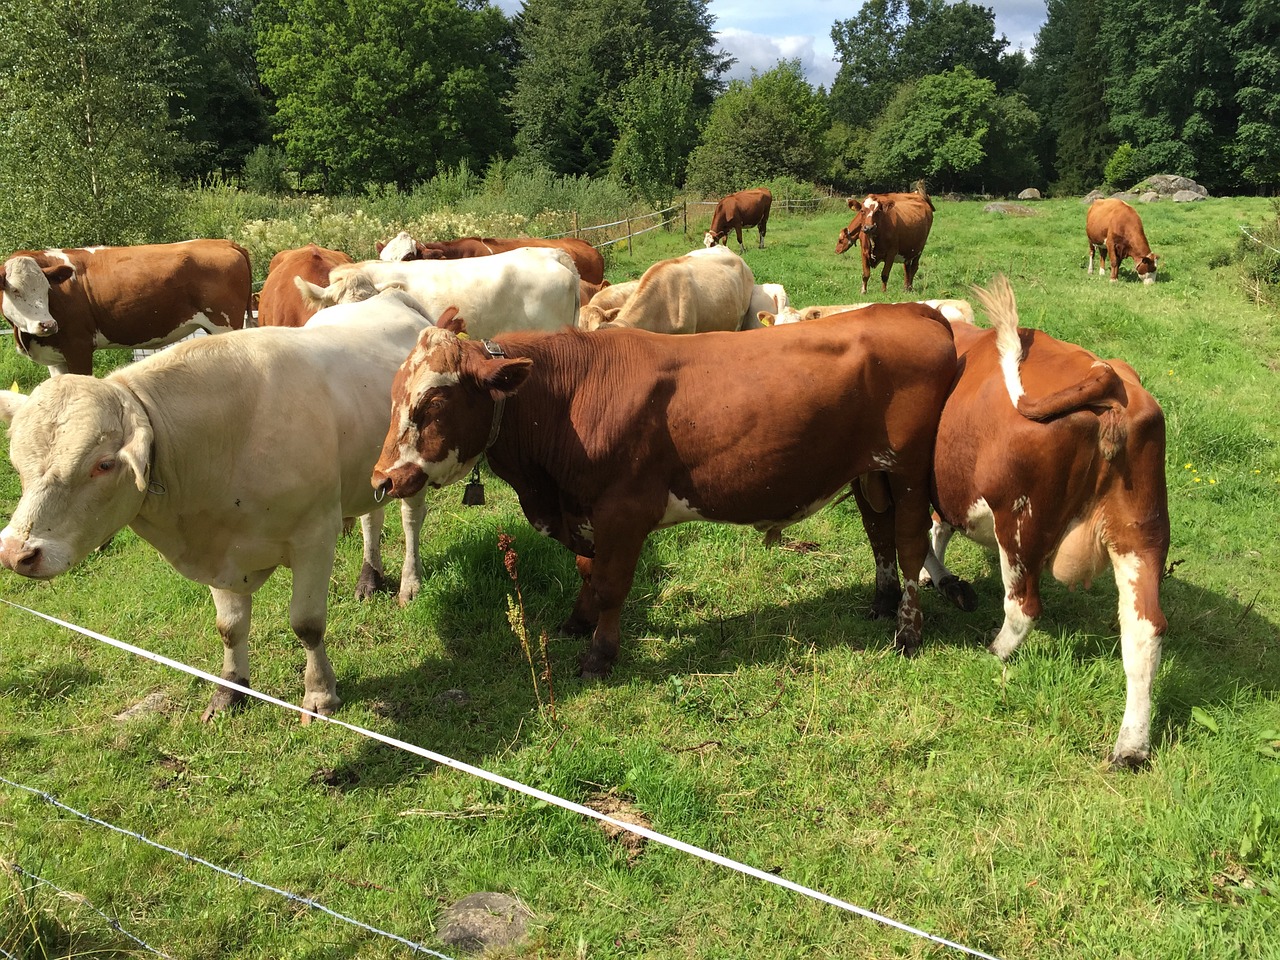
left=578, top=246, right=754, bottom=333
left=765, top=299, right=973, bottom=327
left=925, top=276, right=1169, bottom=767
left=371, top=305, right=958, bottom=679
left=703, top=188, right=773, bottom=251
left=578, top=278, right=611, bottom=308
left=297, top=246, right=580, bottom=338
left=0, top=290, right=435, bottom=720
left=0, top=240, right=252, bottom=376
left=257, top=244, right=354, bottom=327
left=836, top=193, right=935, bottom=294
left=377, top=230, right=605, bottom=285
left=1086, top=199, right=1158, bottom=284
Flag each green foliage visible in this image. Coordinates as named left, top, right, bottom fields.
left=0, top=0, right=183, bottom=250
left=610, top=63, right=702, bottom=203
left=240, top=145, right=291, bottom=196
left=1105, top=142, right=1140, bottom=189
left=860, top=66, right=1039, bottom=193
left=685, top=61, right=829, bottom=196
left=1237, top=199, right=1280, bottom=308
left=254, top=0, right=514, bottom=193
left=510, top=0, right=728, bottom=178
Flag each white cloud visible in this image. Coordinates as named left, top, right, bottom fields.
left=715, top=28, right=840, bottom=89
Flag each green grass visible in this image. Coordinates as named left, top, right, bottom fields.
left=2, top=197, right=1279, bottom=959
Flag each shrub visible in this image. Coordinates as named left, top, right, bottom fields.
left=241, top=145, right=291, bottom=196
left=1104, top=143, right=1139, bottom=190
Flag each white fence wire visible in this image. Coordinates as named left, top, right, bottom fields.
left=1, top=598, right=1003, bottom=960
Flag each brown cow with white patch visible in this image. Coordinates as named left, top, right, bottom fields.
left=1, top=240, right=252, bottom=376
left=371, top=305, right=958, bottom=679
left=257, top=244, right=354, bottom=327
left=836, top=193, right=935, bottom=294
left=703, top=188, right=772, bottom=251
left=376, top=231, right=605, bottom=285
left=925, top=276, right=1169, bottom=768
left=1086, top=199, right=1158, bottom=284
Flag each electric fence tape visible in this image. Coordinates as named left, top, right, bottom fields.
left=2, top=597, right=1003, bottom=960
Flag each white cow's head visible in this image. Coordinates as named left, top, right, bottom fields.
left=702, top=230, right=719, bottom=248
left=1, top=255, right=75, bottom=336
left=294, top=266, right=384, bottom=311
left=377, top=231, right=420, bottom=262
left=0, top=378, right=152, bottom=579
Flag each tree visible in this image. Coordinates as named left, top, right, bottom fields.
left=255, top=0, right=515, bottom=193
left=684, top=61, right=829, bottom=195
left=0, top=0, right=183, bottom=249
left=510, top=0, right=729, bottom=178
left=610, top=63, right=701, bottom=202
left=859, top=66, right=1039, bottom=193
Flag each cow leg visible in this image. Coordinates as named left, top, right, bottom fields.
left=1108, top=547, right=1167, bottom=769
left=886, top=472, right=936, bottom=657
left=757, top=223, right=766, bottom=249
left=291, top=545, right=341, bottom=719
left=578, top=524, right=648, bottom=680
left=1106, top=238, right=1120, bottom=281
left=903, top=256, right=919, bottom=291
left=1087, top=242, right=1097, bottom=275
left=988, top=521, right=1045, bottom=659
left=880, top=260, right=892, bottom=293
left=920, top=519, right=978, bottom=612
left=355, top=507, right=387, bottom=599
left=202, top=587, right=253, bottom=721
left=396, top=490, right=427, bottom=605
left=850, top=477, right=902, bottom=621
left=561, top=554, right=599, bottom=635
left=735, top=226, right=745, bottom=252
left=860, top=258, right=871, bottom=295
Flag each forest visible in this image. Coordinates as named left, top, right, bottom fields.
left=0, top=0, right=1277, bottom=250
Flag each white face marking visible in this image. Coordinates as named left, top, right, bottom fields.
left=2, top=256, right=59, bottom=335
left=702, top=231, right=716, bottom=248
left=379, top=232, right=418, bottom=262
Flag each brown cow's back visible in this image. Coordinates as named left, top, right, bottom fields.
left=258, top=244, right=354, bottom=327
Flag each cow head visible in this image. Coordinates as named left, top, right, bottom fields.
left=377, top=231, right=423, bottom=262
left=1, top=255, right=75, bottom=336
left=0, top=377, right=152, bottom=579
left=702, top=230, right=722, bottom=248
left=294, top=266, right=383, bottom=311
left=371, top=311, right=532, bottom=500
left=1136, top=254, right=1158, bottom=285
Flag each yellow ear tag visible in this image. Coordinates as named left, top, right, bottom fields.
left=9, top=381, right=21, bottom=393
left=456, top=332, right=470, bottom=340
left=761, top=314, right=775, bottom=327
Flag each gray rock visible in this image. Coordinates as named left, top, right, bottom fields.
left=983, top=202, right=1038, bottom=216
left=438, top=892, right=532, bottom=954
left=1172, top=190, right=1206, bottom=202
left=114, top=691, right=171, bottom=720
left=1138, top=174, right=1209, bottom=197
left=1138, top=192, right=1160, bottom=203
left=1083, top=190, right=1107, bottom=203
left=1017, top=188, right=1042, bottom=200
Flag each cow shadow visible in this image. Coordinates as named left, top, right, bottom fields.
left=326, top=497, right=1278, bottom=790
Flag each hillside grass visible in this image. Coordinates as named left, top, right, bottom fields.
left=1, top=196, right=1278, bottom=959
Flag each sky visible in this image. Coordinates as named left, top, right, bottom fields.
left=490, top=0, right=1048, bottom=91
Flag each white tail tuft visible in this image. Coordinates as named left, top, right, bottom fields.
left=972, top=275, right=1024, bottom=407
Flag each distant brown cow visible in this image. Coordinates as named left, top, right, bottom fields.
left=376, top=231, right=604, bottom=285
left=579, top=278, right=611, bottom=308
left=703, top=188, right=773, bottom=251
left=257, top=244, right=354, bottom=327
left=1086, top=199, right=1158, bottom=284
left=836, top=193, right=935, bottom=294
left=926, top=276, right=1169, bottom=768
left=371, top=304, right=958, bottom=679
left=1, top=240, right=252, bottom=376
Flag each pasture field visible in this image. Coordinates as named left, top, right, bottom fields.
left=2, top=196, right=1279, bottom=959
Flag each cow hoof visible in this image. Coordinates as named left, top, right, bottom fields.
left=200, top=679, right=250, bottom=722
left=1107, top=750, right=1150, bottom=772
left=559, top=615, right=596, bottom=637
left=894, top=637, right=922, bottom=658
left=354, top=563, right=386, bottom=601
left=577, top=655, right=615, bottom=680
left=867, top=593, right=902, bottom=621
left=937, top=575, right=979, bottom=612
left=301, top=694, right=341, bottom=722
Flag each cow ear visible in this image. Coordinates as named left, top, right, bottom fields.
left=43, top=264, right=75, bottom=285
left=757, top=312, right=775, bottom=327
left=294, top=276, right=329, bottom=310
left=0, top=389, right=29, bottom=424
left=413, top=243, right=430, bottom=260
left=118, top=396, right=154, bottom=493
left=481, top=357, right=533, bottom=399
left=602, top=307, right=622, bottom=324
left=375, top=240, right=386, bottom=255
left=847, top=198, right=858, bottom=209
left=436, top=307, right=467, bottom=336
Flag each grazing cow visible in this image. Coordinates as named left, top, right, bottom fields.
left=0, top=291, right=436, bottom=720
left=1086, top=199, right=1158, bottom=284
left=0, top=240, right=252, bottom=376
left=925, top=276, right=1169, bottom=768
left=376, top=230, right=605, bottom=285
left=578, top=247, right=754, bottom=333
left=297, top=246, right=580, bottom=338
left=766, top=299, right=973, bottom=327
left=257, top=244, right=354, bottom=327
left=370, top=305, right=958, bottom=679
left=836, top=193, right=935, bottom=294
left=703, top=188, right=773, bottom=251
left=579, top=278, right=611, bottom=308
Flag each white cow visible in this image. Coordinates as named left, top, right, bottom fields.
left=761, top=298, right=975, bottom=327
left=296, top=246, right=580, bottom=338
left=0, top=290, right=435, bottom=721
left=578, top=246, right=756, bottom=333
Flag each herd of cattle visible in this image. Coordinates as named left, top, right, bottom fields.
left=0, top=189, right=1168, bottom=769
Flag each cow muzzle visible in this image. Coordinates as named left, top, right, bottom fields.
left=371, top=463, right=427, bottom=501
left=0, top=530, right=53, bottom=579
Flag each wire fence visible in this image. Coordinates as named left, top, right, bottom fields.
left=0, top=597, right=1003, bottom=960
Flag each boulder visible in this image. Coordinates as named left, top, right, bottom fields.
left=1138, top=192, right=1160, bottom=203
left=1017, top=188, right=1042, bottom=200
left=1138, top=174, right=1209, bottom=197
left=1173, top=190, right=1206, bottom=202
left=1083, top=190, right=1107, bottom=203
left=984, top=202, right=1038, bottom=216
left=438, top=892, right=532, bottom=954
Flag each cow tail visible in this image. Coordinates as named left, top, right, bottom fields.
left=977, top=275, right=1129, bottom=460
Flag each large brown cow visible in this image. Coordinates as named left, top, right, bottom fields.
left=371, top=305, right=958, bottom=679
left=0, top=240, right=252, bottom=376
left=376, top=231, right=604, bottom=285
left=925, top=276, right=1169, bottom=768
left=703, top=188, right=773, bottom=251
left=1086, top=199, right=1158, bottom=284
left=836, top=193, right=935, bottom=294
left=257, top=244, right=354, bottom=328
